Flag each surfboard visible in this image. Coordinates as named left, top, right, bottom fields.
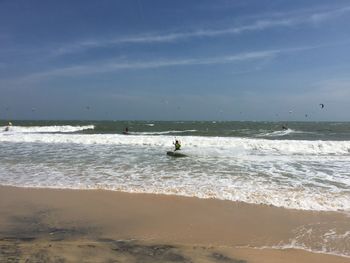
left=166, top=151, right=187, bottom=157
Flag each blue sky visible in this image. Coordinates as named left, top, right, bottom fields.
left=1, top=0, right=350, bottom=121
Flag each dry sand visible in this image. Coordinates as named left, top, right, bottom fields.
left=0, top=186, right=349, bottom=263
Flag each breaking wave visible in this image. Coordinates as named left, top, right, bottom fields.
left=0, top=125, right=94, bottom=133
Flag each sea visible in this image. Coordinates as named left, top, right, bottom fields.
left=0, top=120, right=349, bottom=257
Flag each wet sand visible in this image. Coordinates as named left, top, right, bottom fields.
left=0, top=186, right=349, bottom=262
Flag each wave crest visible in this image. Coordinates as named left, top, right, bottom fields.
left=1, top=125, right=94, bottom=133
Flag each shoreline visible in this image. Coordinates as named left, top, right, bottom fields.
left=1, top=183, right=347, bottom=214
left=1, top=185, right=349, bottom=262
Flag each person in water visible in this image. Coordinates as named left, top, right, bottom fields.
left=4, top=122, right=12, bottom=132
left=174, top=139, right=181, bottom=151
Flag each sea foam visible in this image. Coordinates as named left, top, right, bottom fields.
left=0, top=125, right=349, bottom=212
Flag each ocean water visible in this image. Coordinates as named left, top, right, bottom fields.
left=1, top=120, right=350, bottom=257
left=0, top=120, right=349, bottom=212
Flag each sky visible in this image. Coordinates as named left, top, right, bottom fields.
left=1, top=0, right=350, bottom=121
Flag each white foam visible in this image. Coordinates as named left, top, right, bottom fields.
left=240, top=223, right=350, bottom=258
left=0, top=133, right=349, bottom=155
left=258, top=129, right=294, bottom=137
left=257, top=128, right=316, bottom=137
left=130, top=130, right=197, bottom=135
left=0, top=125, right=94, bottom=133
left=237, top=244, right=350, bottom=259
left=0, top=132, right=349, bottom=212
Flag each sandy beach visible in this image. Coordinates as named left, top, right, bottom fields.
left=0, top=186, right=349, bottom=262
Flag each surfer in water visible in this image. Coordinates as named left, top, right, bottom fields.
left=123, top=127, right=129, bottom=135
left=173, top=139, right=181, bottom=151
left=4, top=122, right=12, bottom=132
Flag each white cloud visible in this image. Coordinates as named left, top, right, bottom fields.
left=52, top=19, right=292, bottom=56
left=16, top=49, right=279, bottom=82
left=309, top=6, right=350, bottom=23
left=52, top=5, right=350, bottom=56
left=3, top=40, right=341, bottom=87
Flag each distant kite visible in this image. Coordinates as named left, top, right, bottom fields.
left=319, top=103, right=324, bottom=109
left=305, top=114, right=308, bottom=118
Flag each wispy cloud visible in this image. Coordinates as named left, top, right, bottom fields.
left=53, top=19, right=292, bottom=56
left=14, top=50, right=279, bottom=83
left=14, top=44, right=329, bottom=84
left=53, top=5, right=350, bottom=56
left=308, top=5, right=350, bottom=23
